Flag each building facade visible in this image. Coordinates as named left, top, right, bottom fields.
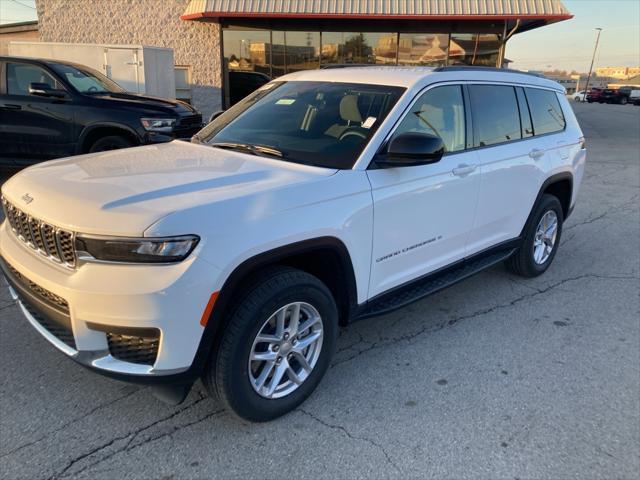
left=595, top=66, right=640, bottom=81
left=33, top=0, right=571, bottom=117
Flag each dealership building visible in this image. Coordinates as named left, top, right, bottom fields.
left=32, top=0, right=572, bottom=116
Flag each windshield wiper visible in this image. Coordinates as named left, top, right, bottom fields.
left=210, top=142, right=283, bottom=158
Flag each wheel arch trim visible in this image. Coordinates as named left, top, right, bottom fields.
left=77, top=122, right=142, bottom=153
left=189, top=236, right=359, bottom=377
left=521, top=172, right=573, bottom=237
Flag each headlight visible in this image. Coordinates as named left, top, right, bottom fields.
left=140, top=118, right=177, bottom=133
left=75, top=235, right=199, bottom=264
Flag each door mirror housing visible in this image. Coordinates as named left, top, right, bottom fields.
left=208, top=110, right=225, bottom=123
left=28, top=82, right=68, bottom=99
left=377, top=132, right=445, bottom=167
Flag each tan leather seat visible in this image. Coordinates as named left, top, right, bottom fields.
left=325, top=95, right=363, bottom=138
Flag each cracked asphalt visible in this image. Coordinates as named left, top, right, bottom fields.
left=1, top=101, right=639, bottom=480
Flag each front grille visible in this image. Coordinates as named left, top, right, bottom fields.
left=178, top=114, right=203, bottom=128
left=2, top=198, right=76, bottom=268
left=7, top=263, right=69, bottom=314
left=107, top=330, right=160, bottom=366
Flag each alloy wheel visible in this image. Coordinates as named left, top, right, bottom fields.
left=533, top=210, right=558, bottom=265
left=248, top=302, right=324, bottom=399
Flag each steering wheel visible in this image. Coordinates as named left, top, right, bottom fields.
left=87, top=86, right=98, bottom=93
left=339, top=129, right=367, bottom=141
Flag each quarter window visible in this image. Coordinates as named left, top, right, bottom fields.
left=525, top=88, right=566, bottom=135
left=469, top=85, right=522, bottom=147
left=391, top=85, right=466, bottom=153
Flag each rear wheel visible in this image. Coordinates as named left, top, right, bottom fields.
left=620, top=96, right=628, bottom=105
left=506, top=194, right=564, bottom=278
left=204, top=266, right=338, bottom=422
left=89, top=135, right=133, bottom=153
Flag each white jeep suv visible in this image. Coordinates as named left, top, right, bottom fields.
left=0, top=67, right=585, bottom=421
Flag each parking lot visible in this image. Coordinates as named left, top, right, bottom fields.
left=0, top=101, right=638, bottom=479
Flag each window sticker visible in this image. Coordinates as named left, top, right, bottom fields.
left=362, top=116, right=377, bottom=129
left=275, top=98, right=296, bottom=105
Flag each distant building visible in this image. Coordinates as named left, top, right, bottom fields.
left=25, top=0, right=572, bottom=116
left=0, top=21, right=38, bottom=56
left=595, top=66, right=640, bottom=80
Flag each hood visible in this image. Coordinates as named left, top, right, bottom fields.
left=2, top=142, right=336, bottom=236
left=89, top=92, right=198, bottom=115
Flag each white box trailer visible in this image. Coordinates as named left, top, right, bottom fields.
left=8, top=41, right=176, bottom=99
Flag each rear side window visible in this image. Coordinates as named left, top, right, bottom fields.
left=469, top=85, right=522, bottom=147
left=515, top=87, right=534, bottom=138
left=525, top=88, right=566, bottom=135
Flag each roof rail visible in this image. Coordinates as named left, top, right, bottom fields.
left=434, top=66, right=546, bottom=78
left=319, top=64, right=379, bottom=69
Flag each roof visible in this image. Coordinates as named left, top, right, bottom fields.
left=0, top=21, right=38, bottom=34
left=182, top=0, right=572, bottom=25
left=274, top=65, right=564, bottom=91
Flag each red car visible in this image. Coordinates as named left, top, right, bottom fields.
left=586, top=88, right=604, bottom=103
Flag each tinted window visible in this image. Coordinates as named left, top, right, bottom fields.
left=197, top=81, right=404, bottom=169
left=515, top=87, right=534, bottom=138
left=6, top=63, right=60, bottom=96
left=525, top=88, right=566, bottom=135
left=51, top=63, right=123, bottom=94
left=391, top=85, right=466, bottom=153
left=469, top=85, right=521, bottom=147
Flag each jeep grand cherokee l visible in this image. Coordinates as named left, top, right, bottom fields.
left=0, top=56, right=202, bottom=167
left=0, top=66, right=585, bottom=422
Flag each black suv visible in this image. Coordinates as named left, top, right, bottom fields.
left=0, top=56, right=202, bottom=167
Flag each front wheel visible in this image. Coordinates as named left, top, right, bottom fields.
left=204, top=267, right=338, bottom=422
left=89, top=135, right=133, bottom=153
left=506, top=194, right=564, bottom=278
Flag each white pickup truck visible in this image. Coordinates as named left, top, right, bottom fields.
left=0, top=66, right=586, bottom=421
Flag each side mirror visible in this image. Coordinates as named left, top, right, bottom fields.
left=208, top=110, right=225, bottom=123
left=29, top=82, right=68, bottom=99
left=377, top=132, right=445, bottom=167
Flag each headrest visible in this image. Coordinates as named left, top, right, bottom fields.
left=340, top=95, right=362, bottom=123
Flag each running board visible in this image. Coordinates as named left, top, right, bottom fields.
left=358, top=245, right=517, bottom=319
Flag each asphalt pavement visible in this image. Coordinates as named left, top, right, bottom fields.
left=0, top=101, right=638, bottom=480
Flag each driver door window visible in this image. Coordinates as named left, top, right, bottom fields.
left=390, top=85, right=465, bottom=153
left=6, top=63, right=61, bottom=96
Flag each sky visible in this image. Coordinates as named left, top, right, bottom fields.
left=507, top=0, right=640, bottom=73
left=1, top=0, right=638, bottom=74
left=0, top=0, right=37, bottom=24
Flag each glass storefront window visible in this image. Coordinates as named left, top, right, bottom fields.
left=281, top=31, right=320, bottom=73
left=449, top=33, right=500, bottom=66
left=321, top=32, right=397, bottom=65
left=397, top=33, right=449, bottom=66
left=223, top=29, right=271, bottom=75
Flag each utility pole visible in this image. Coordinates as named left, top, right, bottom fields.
left=583, top=28, right=603, bottom=102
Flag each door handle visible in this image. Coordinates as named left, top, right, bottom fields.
left=452, top=164, right=476, bottom=177
left=529, top=148, right=545, bottom=160
left=0, top=104, right=21, bottom=110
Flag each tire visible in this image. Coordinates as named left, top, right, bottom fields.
left=204, top=266, right=338, bottom=422
left=620, top=97, right=628, bottom=105
left=88, top=135, right=133, bottom=153
left=506, top=194, right=564, bottom=278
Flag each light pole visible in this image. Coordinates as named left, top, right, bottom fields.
left=583, top=28, right=603, bottom=102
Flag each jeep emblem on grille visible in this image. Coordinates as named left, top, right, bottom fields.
left=21, top=193, right=33, bottom=204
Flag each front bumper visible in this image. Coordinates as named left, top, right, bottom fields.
left=0, top=221, right=221, bottom=382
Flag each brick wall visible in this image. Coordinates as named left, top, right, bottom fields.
left=35, top=0, right=222, bottom=117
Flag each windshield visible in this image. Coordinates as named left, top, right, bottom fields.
left=195, top=81, right=405, bottom=169
left=52, top=64, right=124, bottom=94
